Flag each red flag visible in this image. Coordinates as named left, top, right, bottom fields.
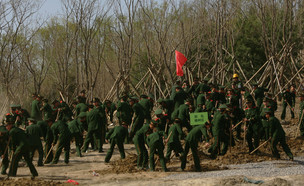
left=175, top=50, right=187, bottom=76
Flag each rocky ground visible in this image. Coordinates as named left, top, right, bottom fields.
left=1, top=101, right=304, bottom=185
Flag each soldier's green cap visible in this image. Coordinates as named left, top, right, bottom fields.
left=4, top=114, right=14, bottom=124
left=157, top=98, right=163, bottom=103
left=10, top=104, right=18, bottom=108
left=174, top=118, right=181, bottom=124
left=219, top=104, right=227, bottom=109
left=130, top=96, right=139, bottom=101
left=16, top=104, right=21, bottom=108
left=92, top=97, right=100, bottom=103
left=140, top=94, right=148, bottom=98
left=78, top=112, right=87, bottom=118
left=185, top=98, right=193, bottom=103
left=155, top=109, right=163, bottom=115
left=264, top=108, right=272, bottom=113
left=104, top=100, right=111, bottom=104
left=120, top=93, right=128, bottom=99
left=219, top=86, right=225, bottom=89
left=148, top=93, right=154, bottom=99
left=28, top=118, right=36, bottom=122
left=263, top=97, right=269, bottom=102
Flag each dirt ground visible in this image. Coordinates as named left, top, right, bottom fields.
left=1, top=101, right=304, bottom=185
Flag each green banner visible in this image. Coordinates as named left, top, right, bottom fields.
left=190, top=112, right=208, bottom=125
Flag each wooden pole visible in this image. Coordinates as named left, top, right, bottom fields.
left=148, top=68, right=166, bottom=98
left=250, top=138, right=270, bottom=155
left=244, top=60, right=270, bottom=87
left=275, top=65, right=304, bottom=97
left=231, top=120, right=243, bottom=130
left=44, top=144, right=54, bottom=164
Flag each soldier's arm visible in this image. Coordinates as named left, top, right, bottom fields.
left=106, top=127, right=114, bottom=140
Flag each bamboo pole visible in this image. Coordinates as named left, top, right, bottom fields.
left=148, top=68, right=166, bottom=98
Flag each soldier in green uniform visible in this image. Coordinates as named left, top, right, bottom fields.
left=37, top=119, right=53, bottom=164
left=92, top=98, right=107, bottom=148
left=154, top=109, right=170, bottom=132
left=158, top=98, right=174, bottom=122
left=51, top=120, right=71, bottom=164
left=75, top=96, right=88, bottom=117
left=259, top=98, right=271, bottom=141
left=116, top=95, right=133, bottom=126
left=31, top=94, right=42, bottom=121
left=182, top=80, right=190, bottom=93
left=82, top=102, right=103, bottom=153
left=5, top=115, right=38, bottom=178
left=68, top=112, right=86, bottom=157
left=26, top=118, right=43, bottom=166
left=7, top=105, right=22, bottom=127
left=172, top=86, right=188, bottom=112
left=177, top=98, right=193, bottom=131
left=281, top=88, right=295, bottom=121
left=104, top=100, right=117, bottom=124
left=244, top=99, right=261, bottom=153
left=226, top=88, right=239, bottom=109
left=196, top=91, right=206, bottom=110
left=139, top=95, right=152, bottom=123
left=129, top=97, right=145, bottom=139
left=298, top=94, right=304, bottom=136
left=40, top=99, right=54, bottom=121
left=0, top=120, right=9, bottom=175
left=16, top=105, right=30, bottom=128
left=229, top=103, right=245, bottom=140
left=146, top=123, right=168, bottom=172
left=210, top=85, right=220, bottom=108
left=253, top=84, right=268, bottom=109
left=265, top=108, right=293, bottom=160
left=104, top=122, right=128, bottom=163
left=218, top=86, right=226, bottom=104
left=208, top=104, right=229, bottom=159
left=195, top=78, right=211, bottom=94
left=79, top=90, right=87, bottom=104
left=170, top=80, right=182, bottom=100
left=58, top=99, right=73, bottom=123
left=205, top=92, right=216, bottom=120
left=187, top=77, right=200, bottom=107
left=133, top=122, right=151, bottom=169
left=181, top=122, right=210, bottom=171
left=165, top=118, right=184, bottom=161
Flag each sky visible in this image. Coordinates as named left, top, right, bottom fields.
left=38, top=0, right=63, bottom=18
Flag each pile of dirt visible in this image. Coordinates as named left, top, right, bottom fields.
left=218, top=176, right=248, bottom=185
left=0, top=178, right=67, bottom=186
left=263, top=178, right=291, bottom=186
left=96, top=153, right=139, bottom=175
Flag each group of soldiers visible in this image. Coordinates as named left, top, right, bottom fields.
left=0, top=73, right=303, bottom=177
